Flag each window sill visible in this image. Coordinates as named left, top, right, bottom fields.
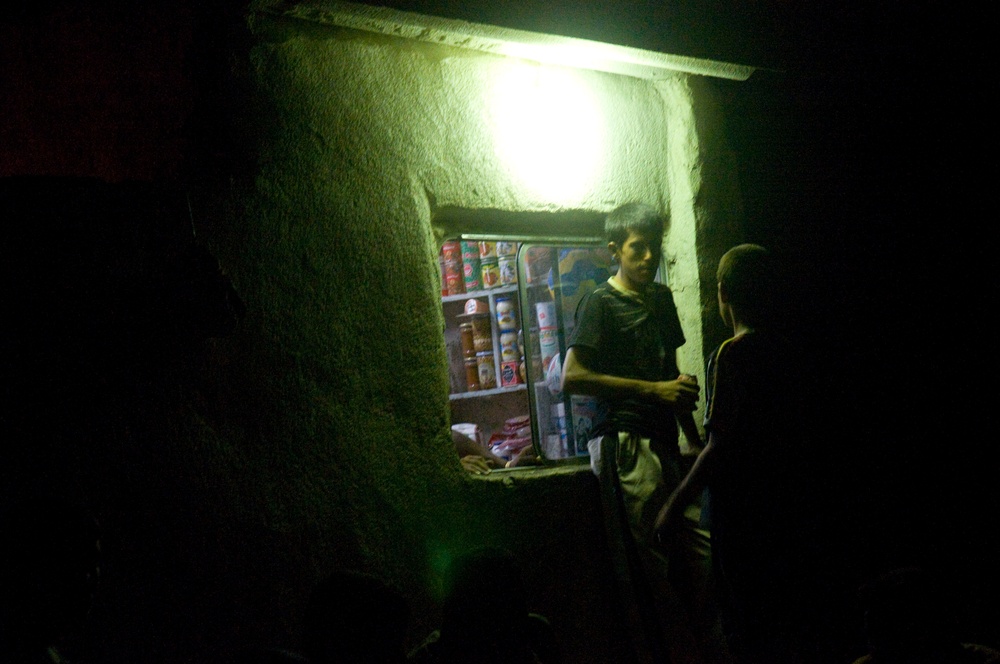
left=465, top=459, right=593, bottom=483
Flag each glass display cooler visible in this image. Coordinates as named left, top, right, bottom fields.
left=440, top=238, right=615, bottom=465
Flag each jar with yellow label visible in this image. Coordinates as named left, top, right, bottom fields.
left=476, top=351, right=497, bottom=389
left=499, top=331, right=519, bottom=362
left=495, top=297, right=518, bottom=332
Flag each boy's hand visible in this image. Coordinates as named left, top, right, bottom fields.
left=459, top=455, right=494, bottom=475
left=650, top=378, right=700, bottom=412
left=652, top=501, right=682, bottom=548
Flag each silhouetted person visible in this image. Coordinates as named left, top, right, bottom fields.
left=407, top=547, right=560, bottom=664
left=851, top=567, right=1000, bottom=664
left=1, top=480, right=101, bottom=663
left=655, top=244, right=819, bottom=663
left=302, top=570, right=410, bottom=664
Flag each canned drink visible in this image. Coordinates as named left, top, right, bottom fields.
left=498, top=255, right=517, bottom=286
left=477, top=241, right=497, bottom=259
left=442, top=251, right=465, bottom=295
left=441, top=241, right=462, bottom=263
left=460, top=240, right=480, bottom=261
left=463, top=257, right=482, bottom=291
left=496, top=241, right=519, bottom=257
left=524, top=247, right=553, bottom=285
left=439, top=255, right=448, bottom=297
left=480, top=258, right=500, bottom=289
left=539, top=327, right=559, bottom=370
left=445, top=270, right=465, bottom=296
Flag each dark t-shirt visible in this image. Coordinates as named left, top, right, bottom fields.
left=703, top=330, right=810, bottom=617
left=704, top=332, right=787, bottom=532
left=568, top=279, right=685, bottom=441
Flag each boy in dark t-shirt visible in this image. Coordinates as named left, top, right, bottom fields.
left=563, top=203, right=726, bottom=664
left=569, top=280, right=687, bottom=441
left=563, top=202, right=703, bottom=537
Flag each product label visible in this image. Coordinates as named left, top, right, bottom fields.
left=500, top=361, right=520, bottom=387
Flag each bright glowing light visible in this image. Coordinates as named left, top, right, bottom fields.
left=488, top=62, right=606, bottom=203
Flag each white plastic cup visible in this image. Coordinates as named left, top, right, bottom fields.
left=535, top=301, right=557, bottom=329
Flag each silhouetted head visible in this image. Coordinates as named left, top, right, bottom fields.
left=717, top=244, right=775, bottom=328
left=440, top=547, right=529, bottom=643
left=1, top=482, right=101, bottom=659
left=233, top=647, right=310, bottom=664
left=858, top=567, right=960, bottom=661
left=302, top=569, right=410, bottom=664
left=434, top=547, right=559, bottom=664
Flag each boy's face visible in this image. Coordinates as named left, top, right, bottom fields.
left=610, top=230, right=662, bottom=289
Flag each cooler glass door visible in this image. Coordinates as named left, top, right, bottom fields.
left=517, top=243, right=615, bottom=461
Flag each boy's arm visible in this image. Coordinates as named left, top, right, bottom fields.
left=562, top=346, right=699, bottom=412
left=676, top=410, right=704, bottom=455
left=653, top=431, right=720, bottom=541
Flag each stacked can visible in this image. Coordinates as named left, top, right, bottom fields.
left=478, top=241, right=500, bottom=290
left=551, top=401, right=569, bottom=455
left=570, top=395, right=606, bottom=456
left=535, top=301, right=559, bottom=377
left=523, top=246, right=553, bottom=286
left=439, top=254, right=448, bottom=297
left=495, top=296, right=520, bottom=387
left=517, top=329, right=527, bottom=384
left=460, top=241, right=482, bottom=292
left=459, top=321, right=478, bottom=391
left=441, top=241, right=465, bottom=296
left=497, top=241, right=519, bottom=286
left=469, top=312, right=495, bottom=389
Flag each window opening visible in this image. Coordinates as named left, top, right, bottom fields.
left=439, top=235, right=619, bottom=467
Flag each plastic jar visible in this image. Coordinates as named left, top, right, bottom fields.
left=476, top=352, right=497, bottom=389
left=459, top=322, right=476, bottom=358
left=469, top=314, right=493, bottom=352
left=495, top=297, right=518, bottom=332
left=499, top=331, right=519, bottom=362
left=464, top=358, right=480, bottom=391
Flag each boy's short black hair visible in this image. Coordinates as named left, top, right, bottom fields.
left=605, top=202, right=665, bottom=247
left=717, top=244, right=774, bottom=326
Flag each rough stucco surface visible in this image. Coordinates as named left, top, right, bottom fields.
left=164, top=9, right=743, bottom=662
left=659, top=76, right=745, bottom=358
